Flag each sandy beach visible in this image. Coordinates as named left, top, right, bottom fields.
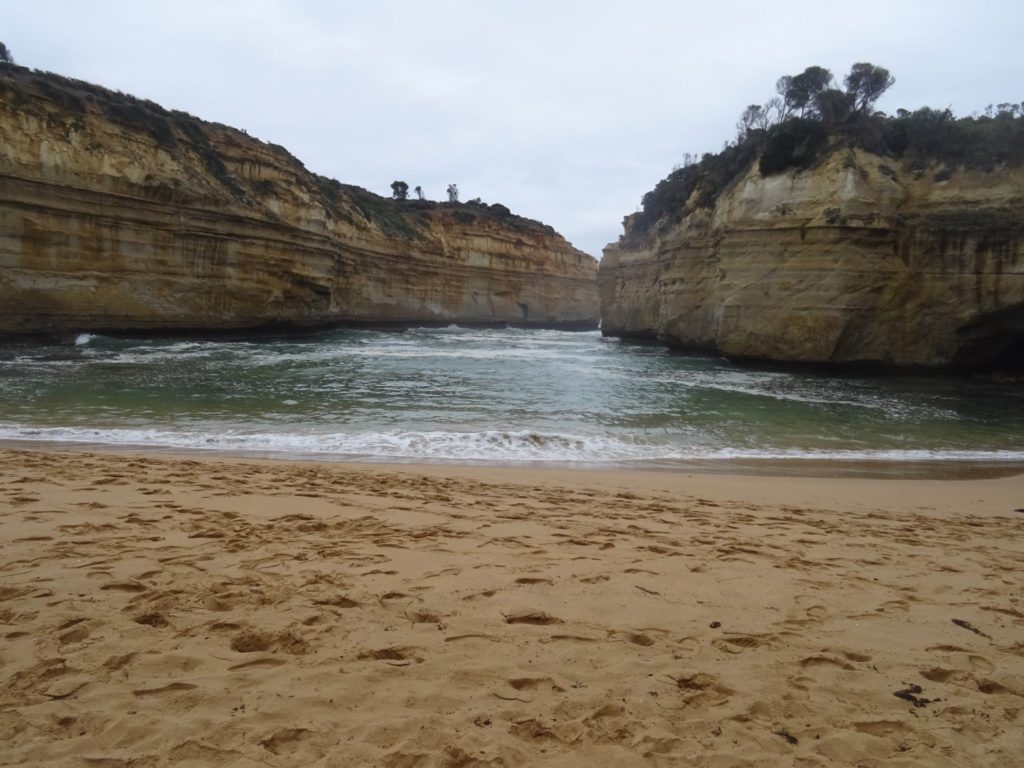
left=1, top=448, right=1023, bottom=767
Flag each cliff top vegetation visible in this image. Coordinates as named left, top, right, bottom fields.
left=628, top=63, right=1024, bottom=243
left=0, top=61, right=556, bottom=241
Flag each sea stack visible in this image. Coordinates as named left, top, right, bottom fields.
left=0, top=65, right=599, bottom=335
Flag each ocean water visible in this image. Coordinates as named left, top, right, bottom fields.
left=0, top=326, right=1022, bottom=467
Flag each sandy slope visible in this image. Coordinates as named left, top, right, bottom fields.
left=1, top=449, right=1023, bottom=767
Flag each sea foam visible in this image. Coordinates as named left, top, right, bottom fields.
left=1, top=424, right=1023, bottom=465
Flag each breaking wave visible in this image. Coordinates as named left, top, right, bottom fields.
left=1, top=424, right=1023, bottom=465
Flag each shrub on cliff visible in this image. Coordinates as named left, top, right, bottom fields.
left=0, top=42, right=14, bottom=65
left=884, top=106, right=1024, bottom=170
left=628, top=63, right=1023, bottom=243
left=758, top=119, right=829, bottom=175
left=627, top=139, right=760, bottom=241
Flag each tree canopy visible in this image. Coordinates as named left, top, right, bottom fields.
left=626, top=62, right=1023, bottom=244
left=777, top=66, right=834, bottom=119
left=390, top=180, right=409, bottom=200
left=745, top=62, right=895, bottom=136
left=844, top=63, right=895, bottom=114
left=0, top=42, right=13, bottom=65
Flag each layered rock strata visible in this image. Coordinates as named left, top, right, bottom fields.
left=0, top=66, right=598, bottom=335
left=599, top=149, right=1024, bottom=370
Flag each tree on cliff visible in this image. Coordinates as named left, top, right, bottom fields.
left=447, top=183, right=459, bottom=203
left=844, top=63, right=895, bottom=114
left=777, top=66, right=833, bottom=119
left=736, top=104, right=768, bottom=137
left=813, top=88, right=855, bottom=126
left=636, top=59, right=1023, bottom=244
left=0, top=42, right=14, bottom=65
left=414, top=185, right=425, bottom=200
left=391, top=180, right=409, bottom=200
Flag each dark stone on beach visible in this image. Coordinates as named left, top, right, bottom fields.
left=894, top=683, right=939, bottom=708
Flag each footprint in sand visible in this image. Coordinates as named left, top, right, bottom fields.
left=671, top=671, right=734, bottom=707
left=876, top=599, right=911, bottom=614
left=920, top=667, right=959, bottom=683
left=100, top=581, right=148, bottom=594
left=821, top=647, right=872, bottom=663
left=926, top=647, right=996, bottom=673
left=356, top=646, right=422, bottom=665
left=462, top=590, right=497, bottom=601
left=405, top=610, right=442, bottom=624
left=504, top=610, right=562, bottom=626
left=41, top=678, right=90, bottom=700
left=495, top=677, right=566, bottom=701
left=609, top=627, right=670, bottom=647
left=380, top=591, right=414, bottom=603
left=132, top=682, right=198, bottom=696
left=623, top=632, right=656, bottom=647
left=852, top=720, right=907, bottom=737
left=314, top=595, right=360, bottom=609
left=204, top=594, right=236, bottom=611
left=804, top=605, right=827, bottom=621
left=712, top=633, right=774, bottom=654
left=258, top=728, right=314, bottom=757
left=506, top=677, right=564, bottom=691
left=799, top=654, right=855, bottom=671
left=228, top=657, right=288, bottom=671
left=230, top=628, right=309, bottom=655
left=135, top=611, right=170, bottom=628
left=57, top=620, right=90, bottom=646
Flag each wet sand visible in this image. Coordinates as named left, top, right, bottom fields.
left=1, top=447, right=1023, bottom=766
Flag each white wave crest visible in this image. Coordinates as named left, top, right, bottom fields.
left=1, top=424, right=1023, bottom=465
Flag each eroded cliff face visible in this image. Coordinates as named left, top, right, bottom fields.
left=599, top=149, right=1024, bottom=370
left=0, top=66, right=598, bottom=335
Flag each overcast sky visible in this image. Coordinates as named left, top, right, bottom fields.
left=5, top=1, right=1023, bottom=256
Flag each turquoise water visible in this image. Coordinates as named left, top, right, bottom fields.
left=0, top=327, right=1021, bottom=465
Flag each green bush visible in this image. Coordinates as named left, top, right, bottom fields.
left=629, top=63, right=1024, bottom=245
left=759, top=119, right=828, bottom=175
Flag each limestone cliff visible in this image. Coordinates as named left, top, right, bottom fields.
left=599, top=148, right=1024, bottom=371
left=0, top=66, right=598, bottom=335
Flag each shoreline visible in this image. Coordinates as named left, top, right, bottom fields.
left=2, top=438, right=1024, bottom=480
left=3, top=447, right=1023, bottom=766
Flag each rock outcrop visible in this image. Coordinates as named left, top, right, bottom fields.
left=0, top=66, right=598, bottom=335
left=599, top=148, right=1024, bottom=370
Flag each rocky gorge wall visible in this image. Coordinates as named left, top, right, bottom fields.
left=0, top=66, right=599, bottom=335
left=598, top=149, right=1024, bottom=370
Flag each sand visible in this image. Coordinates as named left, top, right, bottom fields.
left=1, top=448, right=1023, bottom=767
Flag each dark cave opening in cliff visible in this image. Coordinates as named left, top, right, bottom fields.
left=985, top=336, right=1024, bottom=373
left=953, top=306, right=1024, bottom=374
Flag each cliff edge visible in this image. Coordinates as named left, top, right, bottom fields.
left=0, top=65, right=599, bottom=335
left=599, top=148, right=1024, bottom=372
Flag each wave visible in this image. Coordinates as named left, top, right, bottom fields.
left=1, top=424, right=1023, bottom=465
